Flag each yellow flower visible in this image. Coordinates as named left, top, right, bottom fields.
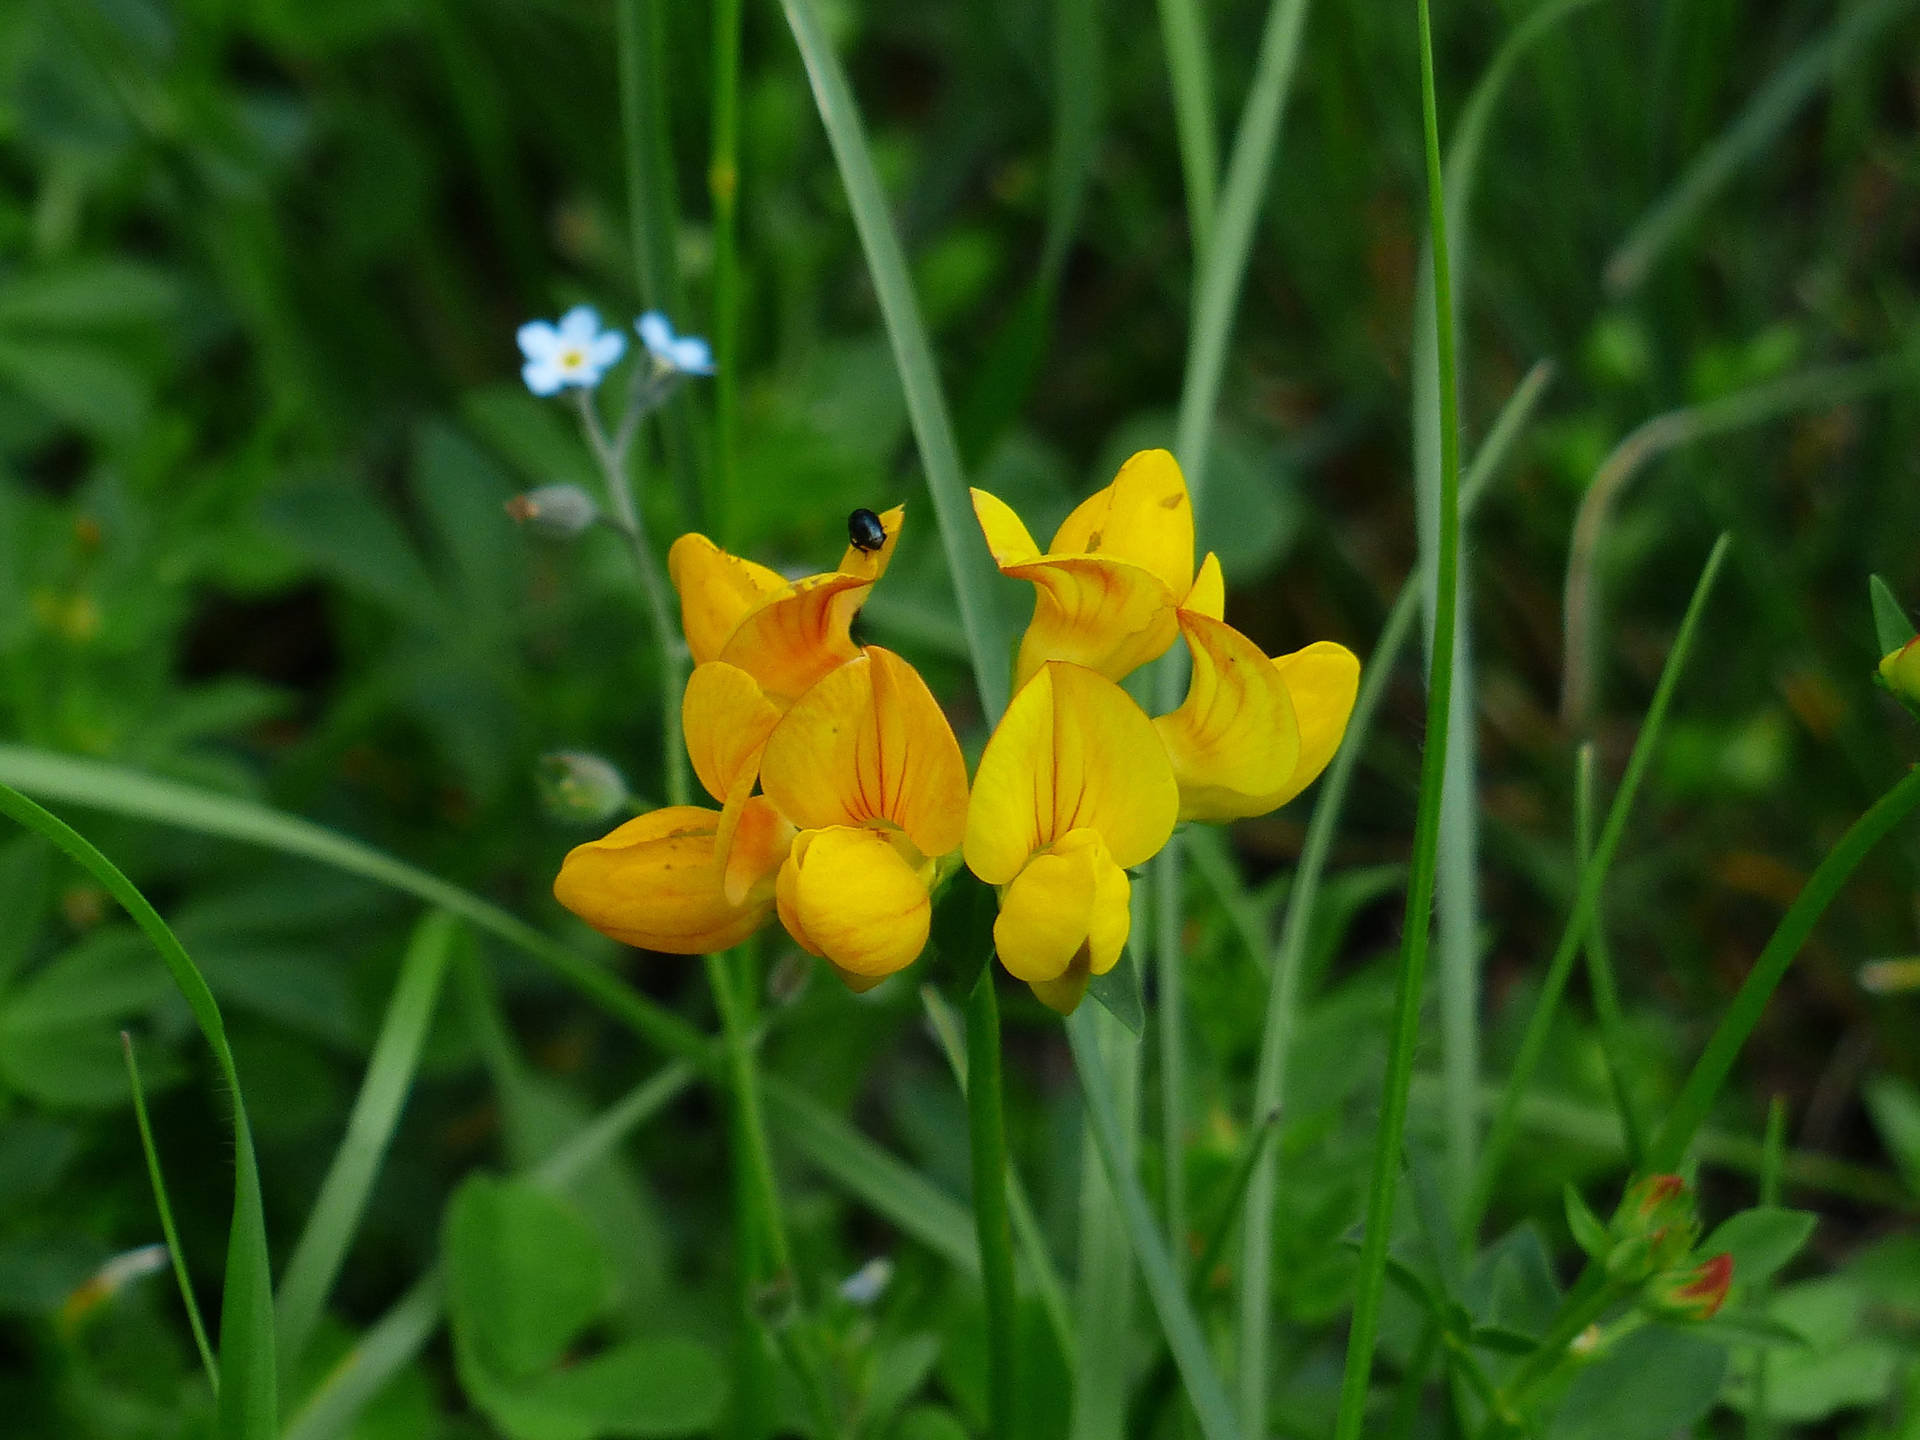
left=974, top=449, right=1360, bottom=824
left=760, top=646, right=971, bottom=991
left=668, top=505, right=904, bottom=707
left=964, top=661, right=1179, bottom=1012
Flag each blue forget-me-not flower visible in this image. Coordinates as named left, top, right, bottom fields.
left=518, top=306, right=627, bottom=396
left=637, top=311, right=716, bottom=377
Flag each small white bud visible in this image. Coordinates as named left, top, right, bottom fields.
left=507, top=485, right=600, bottom=538
left=537, top=751, right=630, bottom=823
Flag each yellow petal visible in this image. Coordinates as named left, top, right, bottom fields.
left=836, top=504, right=906, bottom=581
left=1004, top=554, right=1180, bottom=684
left=1153, top=612, right=1303, bottom=822
left=721, top=795, right=793, bottom=908
left=1184, top=551, right=1225, bottom=621
left=1269, top=641, right=1361, bottom=807
left=991, top=829, right=1130, bottom=988
left=970, top=488, right=1043, bottom=567
left=682, top=662, right=781, bottom=805
left=1082, top=835, right=1132, bottom=977
left=760, top=646, right=970, bottom=859
left=717, top=571, right=870, bottom=707
left=778, top=825, right=931, bottom=979
left=668, top=534, right=787, bottom=666
left=1049, top=449, right=1194, bottom=599
left=964, top=661, right=1179, bottom=885
left=554, top=806, right=769, bottom=954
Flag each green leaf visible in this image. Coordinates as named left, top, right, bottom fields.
left=0, top=260, right=182, bottom=330
left=1563, top=1183, right=1610, bottom=1259
left=1869, top=575, right=1915, bottom=655
left=892, top=1405, right=970, bottom=1440
left=1087, top=944, right=1144, bottom=1035
left=0, top=336, right=150, bottom=437
left=1863, top=1074, right=1920, bottom=1195
left=0, top=834, right=52, bottom=992
left=483, top=1336, right=727, bottom=1440
left=1548, top=1325, right=1728, bottom=1440
left=445, top=1175, right=609, bottom=1385
left=1700, top=1206, right=1816, bottom=1288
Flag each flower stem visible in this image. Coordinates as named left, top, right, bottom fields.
left=710, top=0, right=744, bottom=547
left=1331, top=0, right=1460, bottom=1432
left=966, top=966, right=1020, bottom=1439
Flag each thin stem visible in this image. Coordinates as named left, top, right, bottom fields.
left=703, top=950, right=792, bottom=1276
left=122, top=1032, right=219, bottom=1392
left=1331, top=0, right=1461, bottom=1432
left=1750, top=1095, right=1787, bottom=1440
left=1647, top=764, right=1920, bottom=1170
left=1156, top=837, right=1188, bottom=1278
left=967, top=968, right=1020, bottom=1439
left=1574, top=742, right=1647, bottom=1168
left=710, top=0, right=744, bottom=546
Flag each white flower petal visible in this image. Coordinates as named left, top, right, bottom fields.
left=588, top=331, right=627, bottom=368
left=523, top=360, right=567, bottom=395
left=558, top=305, right=601, bottom=342
left=516, top=320, right=558, bottom=361
left=672, top=337, right=714, bottom=374
left=637, top=310, right=674, bottom=357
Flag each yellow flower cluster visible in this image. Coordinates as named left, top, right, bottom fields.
left=555, top=450, right=1359, bottom=1012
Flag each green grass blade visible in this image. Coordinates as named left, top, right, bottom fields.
left=1411, top=0, right=1597, bottom=1221
left=1071, top=1002, right=1139, bottom=1440
left=283, top=1062, right=695, bottom=1440
left=1067, top=1006, right=1240, bottom=1440
left=1155, top=839, right=1188, bottom=1286
left=1332, top=0, right=1463, bottom=1427
left=1562, top=354, right=1917, bottom=728
left=1171, top=0, right=1311, bottom=500
left=1470, top=534, right=1733, bottom=1226
left=709, top=0, right=745, bottom=544
left=1573, top=742, right=1647, bottom=1168
left=965, top=972, right=1020, bottom=1438
left=1604, top=0, right=1919, bottom=296
left=1234, top=359, right=1552, bottom=1432
left=1045, top=0, right=1103, bottom=286
left=122, top=1032, right=219, bottom=1392
left=1155, top=0, right=1219, bottom=260
left=0, top=784, right=275, bottom=1440
left=775, top=0, right=1012, bottom=724
left=1647, top=763, right=1920, bottom=1171
left=920, top=985, right=1077, bottom=1367
left=1870, top=574, right=1915, bottom=654
left=0, top=745, right=711, bottom=1066
left=275, top=911, right=457, bottom=1371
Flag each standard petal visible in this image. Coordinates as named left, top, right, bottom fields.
left=1184, top=551, right=1226, bottom=620
left=1005, top=554, right=1180, bottom=684
left=1153, top=612, right=1303, bottom=822
left=964, top=662, right=1179, bottom=885
left=668, top=533, right=788, bottom=665
left=554, top=806, right=769, bottom=954
left=1048, top=449, right=1194, bottom=599
left=1269, top=641, right=1360, bottom=806
left=759, top=647, right=969, bottom=857
left=717, top=571, right=870, bottom=706
left=682, top=662, right=781, bottom=805
left=971, top=488, right=1044, bottom=568
left=784, top=825, right=931, bottom=979
left=836, top=504, right=906, bottom=582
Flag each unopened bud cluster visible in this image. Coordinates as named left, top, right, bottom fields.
left=1574, top=1174, right=1733, bottom=1324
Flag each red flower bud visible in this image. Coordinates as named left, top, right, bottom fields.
left=1645, top=1252, right=1734, bottom=1322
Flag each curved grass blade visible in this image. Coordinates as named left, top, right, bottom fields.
left=122, top=1031, right=219, bottom=1391
left=276, top=911, right=457, bottom=1370
left=775, top=0, right=1012, bottom=724
left=1234, top=359, right=1553, bottom=1432
left=0, top=783, right=275, bottom=1440
left=1155, top=0, right=1219, bottom=259
left=1573, top=742, right=1646, bottom=1168
left=1469, top=534, right=1733, bottom=1227
left=1067, top=1006, right=1240, bottom=1440
left=1604, top=0, right=1920, bottom=296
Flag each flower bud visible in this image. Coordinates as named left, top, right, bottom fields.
left=507, top=485, right=600, bottom=538
left=1879, top=638, right=1920, bottom=709
left=1604, top=1174, right=1699, bottom=1283
left=537, top=751, right=630, bottom=823
left=1643, top=1252, right=1733, bottom=1322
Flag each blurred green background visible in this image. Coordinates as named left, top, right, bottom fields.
left=3, top=0, right=1919, bottom=1435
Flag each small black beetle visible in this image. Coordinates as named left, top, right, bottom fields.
left=846, top=507, right=887, bottom=553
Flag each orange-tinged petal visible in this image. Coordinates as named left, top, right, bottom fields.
left=964, top=661, right=1179, bottom=885
left=759, top=647, right=969, bottom=859
left=970, top=488, right=1044, bottom=567
left=778, top=825, right=931, bottom=980
left=683, top=662, right=781, bottom=805
left=1184, top=551, right=1225, bottom=620
left=1049, top=449, right=1194, bottom=599
left=836, top=504, right=906, bottom=581
left=1004, top=554, right=1180, bottom=684
left=721, top=795, right=793, bottom=908
left=718, top=572, right=870, bottom=706
left=554, top=806, right=768, bottom=954
left=1153, top=612, right=1304, bottom=822
left=668, top=534, right=787, bottom=665
left=1268, top=641, right=1360, bottom=807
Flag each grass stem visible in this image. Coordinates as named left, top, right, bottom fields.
left=966, top=968, right=1020, bottom=1439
